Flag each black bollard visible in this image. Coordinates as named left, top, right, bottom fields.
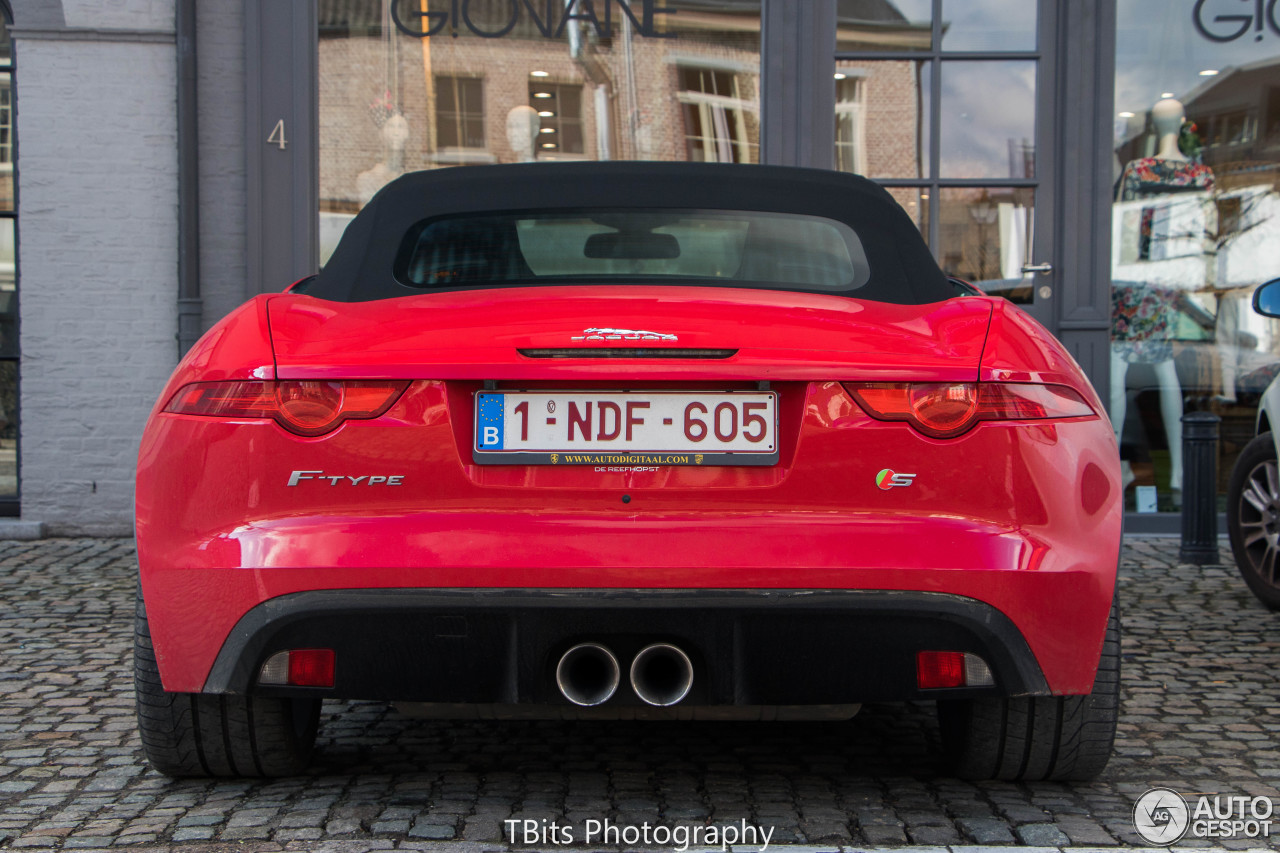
left=1179, top=411, right=1221, bottom=565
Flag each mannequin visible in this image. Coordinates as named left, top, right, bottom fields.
left=357, top=112, right=411, bottom=206
left=505, top=105, right=541, bottom=163
left=1111, top=98, right=1216, bottom=499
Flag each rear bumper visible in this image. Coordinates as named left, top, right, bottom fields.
left=206, top=588, right=1050, bottom=704
left=140, top=512, right=1119, bottom=696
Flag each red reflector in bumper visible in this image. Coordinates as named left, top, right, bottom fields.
left=917, top=651, right=995, bottom=689
left=917, top=651, right=965, bottom=689
left=258, top=649, right=335, bottom=688
left=289, top=649, right=336, bottom=687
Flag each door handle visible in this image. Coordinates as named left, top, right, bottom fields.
left=1021, top=262, right=1053, bottom=275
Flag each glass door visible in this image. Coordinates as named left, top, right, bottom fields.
left=832, top=0, right=1056, bottom=326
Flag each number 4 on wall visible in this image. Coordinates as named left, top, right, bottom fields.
left=267, top=119, right=287, bottom=150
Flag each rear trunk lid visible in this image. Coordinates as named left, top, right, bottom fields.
left=268, top=286, right=992, bottom=381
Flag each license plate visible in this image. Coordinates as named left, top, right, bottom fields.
left=473, top=391, right=778, bottom=466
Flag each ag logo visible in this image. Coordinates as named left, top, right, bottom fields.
left=876, top=469, right=916, bottom=489
left=1133, top=788, right=1190, bottom=845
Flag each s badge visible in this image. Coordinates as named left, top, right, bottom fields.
left=876, top=469, right=916, bottom=489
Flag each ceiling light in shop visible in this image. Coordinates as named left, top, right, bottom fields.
left=533, top=92, right=553, bottom=98
left=542, top=142, right=557, bottom=149
left=1160, top=92, right=1175, bottom=98
left=834, top=73, right=847, bottom=80
left=538, top=111, right=554, bottom=117
left=1199, top=69, right=1219, bottom=76
left=1118, top=111, right=1135, bottom=118
left=530, top=70, right=549, bottom=77
left=540, top=128, right=556, bottom=133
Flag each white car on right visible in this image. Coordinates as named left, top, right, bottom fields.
left=1227, top=277, right=1280, bottom=608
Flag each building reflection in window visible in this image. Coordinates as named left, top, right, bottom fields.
left=678, top=66, right=755, bottom=163
left=528, top=81, right=584, bottom=158
left=319, top=0, right=762, bottom=264
left=435, top=76, right=485, bottom=152
left=834, top=73, right=868, bottom=175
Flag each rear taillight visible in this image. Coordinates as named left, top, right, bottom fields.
left=844, top=382, right=1093, bottom=439
left=164, top=380, right=409, bottom=436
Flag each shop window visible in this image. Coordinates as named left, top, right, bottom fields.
left=678, top=67, right=756, bottom=164
left=436, top=76, right=486, bottom=151
left=528, top=82, right=584, bottom=158
left=1112, top=0, right=1280, bottom=514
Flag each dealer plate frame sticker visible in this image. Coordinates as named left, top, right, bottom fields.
left=473, top=390, right=779, bottom=466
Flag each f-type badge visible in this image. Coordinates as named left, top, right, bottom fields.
left=288, top=470, right=405, bottom=486
left=571, top=327, right=679, bottom=342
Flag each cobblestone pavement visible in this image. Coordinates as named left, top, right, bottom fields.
left=0, top=536, right=1278, bottom=850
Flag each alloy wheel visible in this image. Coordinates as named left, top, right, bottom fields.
left=1236, top=458, right=1280, bottom=588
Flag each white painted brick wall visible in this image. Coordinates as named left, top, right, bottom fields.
left=17, top=37, right=178, bottom=534
left=60, top=0, right=173, bottom=31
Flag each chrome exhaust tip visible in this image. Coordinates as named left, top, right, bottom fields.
left=630, top=643, right=694, bottom=706
left=555, top=643, right=621, bottom=706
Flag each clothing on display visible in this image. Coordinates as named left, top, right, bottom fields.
left=1117, top=157, right=1215, bottom=201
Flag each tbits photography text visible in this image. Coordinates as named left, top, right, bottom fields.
left=505, top=818, right=775, bottom=852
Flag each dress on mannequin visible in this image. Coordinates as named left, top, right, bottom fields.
left=1111, top=98, right=1215, bottom=498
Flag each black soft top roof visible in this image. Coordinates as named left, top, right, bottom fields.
left=310, top=161, right=950, bottom=305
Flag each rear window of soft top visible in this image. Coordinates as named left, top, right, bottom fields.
left=395, top=209, right=871, bottom=292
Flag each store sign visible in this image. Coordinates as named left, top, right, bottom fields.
left=392, top=0, right=677, bottom=40
left=1193, top=0, right=1280, bottom=42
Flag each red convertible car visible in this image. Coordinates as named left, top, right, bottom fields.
left=135, top=163, right=1122, bottom=780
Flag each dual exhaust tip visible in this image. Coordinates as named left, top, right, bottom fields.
left=556, top=642, right=693, bottom=707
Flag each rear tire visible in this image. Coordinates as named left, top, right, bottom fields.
left=134, top=589, right=320, bottom=777
left=937, top=600, right=1120, bottom=781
